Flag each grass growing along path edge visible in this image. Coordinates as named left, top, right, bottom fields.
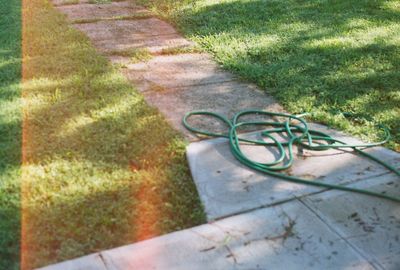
left=1, top=0, right=205, bottom=269
left=139, top=0, right=400, bottom=151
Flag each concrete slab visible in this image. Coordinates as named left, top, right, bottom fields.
left=55, top=1, right=149, bottom=21
left=143, top=81, right=282, bottom=140
left=111, top=53, right=236, bottom=90
left=37, top=177, right=399, bottom=270
left=73, top=19, right=193, bottom=53
left=186, top=125, right=400, bottom=220
left=301, top=174, right=400, bottom=269
left=99, top=200, right=373, bottom=269
left=38, top=253, right=107, bottom=270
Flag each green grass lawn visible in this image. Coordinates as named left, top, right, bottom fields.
left=0, top=0, right=22, bottom=269
left=0, top=0, right=205, bottom=269
left=141, top=0, right=400, bottom=151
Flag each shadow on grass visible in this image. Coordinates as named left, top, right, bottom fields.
left=20, top=0, right=205, bottom=269
left=170, top=0, right=399, bottom=148
left=22, top=66, right=204, bottom=269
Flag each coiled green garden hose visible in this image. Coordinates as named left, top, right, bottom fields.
left=183, top=110, right=400, bottom=203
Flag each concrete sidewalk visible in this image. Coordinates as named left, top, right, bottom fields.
left=39, top=174, right=400, bottom=269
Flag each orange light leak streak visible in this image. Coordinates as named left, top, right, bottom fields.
left=132, top=181, right=164, bottom=268
left=135, top=183, right=161, bottom=241
left=21, top=0, right=33, bottom=268
left=20, top=1, right=164, bottom=268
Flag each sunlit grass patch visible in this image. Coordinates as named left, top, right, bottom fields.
left=18, top=0, right=205, bottom=268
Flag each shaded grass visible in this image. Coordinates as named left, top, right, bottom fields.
left=140, top=0, right=400, bottom=151
left=19, top=0, right=205, bottom=269
left=0, top=0, right=22, bottom=269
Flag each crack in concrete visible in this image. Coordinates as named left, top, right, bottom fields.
left=224, top=245, right=239, bottom=265
left=98, top=253, right=110, bottom=270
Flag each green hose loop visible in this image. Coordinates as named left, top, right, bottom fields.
left=183, top=110, right=400, bottom=203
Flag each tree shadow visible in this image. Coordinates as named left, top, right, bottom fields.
left=19, top=1, right=205, bottom=269
left=172, top=0, right=400, bottom=146
left=21, top=49, right=205, bottom=269
left=178, top=0, right=399, bottom=36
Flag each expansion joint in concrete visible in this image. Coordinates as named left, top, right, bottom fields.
left=297, top=198, right=384, bottom=270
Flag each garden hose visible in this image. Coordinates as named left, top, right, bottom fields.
left=183, top=110, right=400, bottom=203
